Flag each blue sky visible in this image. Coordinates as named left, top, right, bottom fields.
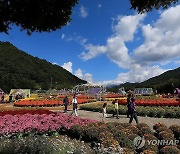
left=0, top=1, right=180, bottom=85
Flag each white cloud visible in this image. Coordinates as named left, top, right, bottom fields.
left=61, top=34, right=65, bottom=40
left=134, top=5, right=180, bottom=63
left=79, top=5, right=88, bottom=18
left=80, top=14, right=145, bottom=69
left=62, top=62, right=73, bottom=73
left=52, top=62, right=58, bottom=65
left=74, top=68, right=83, bottom=79
left=74, top=68, right=93, bottom=83
left=98, top=4, right=102, bottom=9
left=96, top=65, right=166, bottom=86
left=75, top=6, right=180, bottom=85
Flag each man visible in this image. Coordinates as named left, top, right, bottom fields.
left=63, top=96, right=69, bottom=113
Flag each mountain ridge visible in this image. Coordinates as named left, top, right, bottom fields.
left=108, top=67, right=180, bottom=93
left=0, top=41, right=87, bottom=92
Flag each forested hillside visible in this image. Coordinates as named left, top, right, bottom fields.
left=108, top=67, right=180, bottom=94
left=0, top=41, right=86, bottom=92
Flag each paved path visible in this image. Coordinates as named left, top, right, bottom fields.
left=53, top=109, right=180, bottom=130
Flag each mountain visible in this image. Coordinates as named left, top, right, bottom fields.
left=0, top=41, right=86, bottom=92
left=108, top=67, right=180, bottom=94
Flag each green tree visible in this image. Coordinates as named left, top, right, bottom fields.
left=0, top=0, right=78, bottom=34
left=130, top=0, right=179, bottom=13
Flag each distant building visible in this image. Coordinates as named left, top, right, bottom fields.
left=9, top=89, right=31, bottom=98
left=134, top=88, right=154, bottom=95
left=118, top=87, right=126, bottom=95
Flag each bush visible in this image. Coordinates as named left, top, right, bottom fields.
left=137, top=123, right=149, bottom=130
left=169, top=125, right=180, bottom=139
left=148, top=108, right=157, bottom=117
left=69, top=124, right=84, bottom=139
left=175, top=110, right=180, bottom=118
left=126, top=125, right=139, bottom=134
left=143, top=150, right=156, bottom=154
left=114, top=132, right=134, bottom=150
left=139, top=108, right=149, bottom=117
left=156, top=108, right=165, bottom=118
left=138, top=127, right=153, bottom=136
left=156, top=127, right=173, bottom=134
left=164, top=109, right=176, bottom=118
left=159, top=146, right=180, bottom=154
left=158, top=131, right=175, bottom=140
left=153, top=123, right=167, bottom=131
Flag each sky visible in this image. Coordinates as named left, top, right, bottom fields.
left=0, top=1, right=180, bottom=86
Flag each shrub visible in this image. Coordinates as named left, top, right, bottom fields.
left=148, top=108, right=157, bottom=117
left=126, top=125, right=139, bottom=134
left=83, top=126, right=99, bottom=142
left=139, top=108, right=149, bottom=117
left=99, top=131, right=119, bottom=148
left=156, top=108, right=165, bottom=118
left=138, top=127, right=153, bottom=136
left=143, top=150, right=156, bottom=154
left=156, top=127, right=173, bottom=134
left=169, top=125, right=180, bottom=139
left=159, top=146, right=180, bottom=154
left=114, top=132, right=134, bottom=150
left=164, top=109, right=176, bottom=118
left=153, top=123, right=167, bottom=131
left=120, top=123, right=132, bottom=128
left=137, top=123, right=149, bottom=130
left=158, top=131, right=175, bottom=140
left=175, top=110, right=180, bottom=118
left=69, top=124, right=84, bottom=139
left=127, top=133, right=139, bottom=141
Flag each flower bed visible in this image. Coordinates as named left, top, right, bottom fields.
left=0, top=112, right=96, bottom=138
left=118, top=98, right=180, bottom=106
left=14, top=100, right=63, bottom=107
left=14, top=98, right=91, bottom=107
left=0, top=109, right=54, bottom=116
left=80, top=102, right=180, bottom=118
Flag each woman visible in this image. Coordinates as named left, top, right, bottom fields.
left=129, top=94, right=139, bottom=124
left=71, top=95, right=78, bottom=116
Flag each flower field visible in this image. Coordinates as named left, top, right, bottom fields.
left=69, top=122, right=180, bottom=153
left=14, top=98, right=92, bottom=107
left=0, top=109, right=53, bottom=116
left=118, top=98, right=180, bottom=106
left=80, top=102, right=180, bottom=118
left=0, top=110, right=96, bottom=138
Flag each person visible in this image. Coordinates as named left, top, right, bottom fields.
left=1, top=93, right=4, bottom=103
left=63, top=96, right=69, bottom=113
left=102, top=103, right=107, bottom=118
left=9, top=93, right=13, bottom=103
left=129, top=94, right=139, bottom=124
left=127, top=93, right=132, bottom=118
left=112, top=99, right=119, bottom=119
left=71, top=95, right=78, bottom=116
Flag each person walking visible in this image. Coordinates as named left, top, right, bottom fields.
left=63, top=96, right=69, bottom=113
left=112, top=99, right=119, bottom=119
left=9, top=93, right=13, bottom=103
left=102, top=103, right=107, bottom=118
left=1, top=93, right=4, bottom=103
left=71, top=95, right=78, bottom=116
left=127, top=93, right=132, bottom=118
left=129, top=95, right=139, bottom=124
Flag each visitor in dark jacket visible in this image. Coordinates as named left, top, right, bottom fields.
left=129, top=95, right=139, bottom=124
left=63, top=96, right=69, bottom=113
left=127, top=93, right=131, bottom=118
